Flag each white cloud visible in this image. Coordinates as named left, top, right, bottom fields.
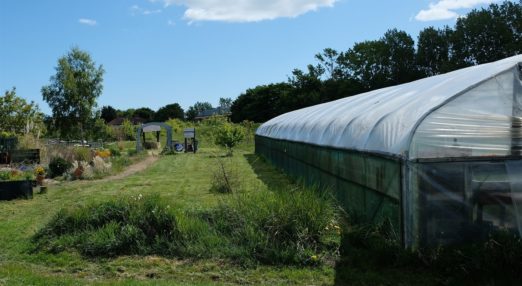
left=160, top=0, right=337, bottom=22
left=131, top=5, right=162, bottom=15
left=415, top=0, right=500, bottom=21
left=78, top=18, right=97, bottom=26
left=168, top=19, right=176, bottom=26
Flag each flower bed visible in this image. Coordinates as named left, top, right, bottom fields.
left=0, top=168, right=35, bottom=200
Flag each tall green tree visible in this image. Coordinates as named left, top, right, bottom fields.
left=0, top=87, right=44, bottom=135
left=100, top=105, right=118, bottom=123
left=186, top=101, right=213, bottom=121
left=343, top=29, right=418, bottom=90
left=417, top=27, right=454, bottom=76
left=218, top=97, right=233, bottom=114
left=453, top=1, right=522, bottom=65
left=133, top=107, right=155, bottom=122
left=42, top=47, right=104, bottom=139
left=154, top=103, right=184, bottom=121
left=230, top=83, right=292, bottom=123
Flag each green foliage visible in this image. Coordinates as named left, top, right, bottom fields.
left=202, top=115, right=228, bottom=126
left=32, top=194, right=181, bottom=257
left=154, top=103, right=184, bottom=122
left=32, top=185, right=338, bottom=266
left=191, top=186, right=339, bottom=265
left=107, top=146, right=121, bottom=157
left=41, top=47, right=104, bottom=139
left=132, top=107, right=155, bottom=122
left=49, top=157, right=73, bottom=178
left=90, top=117, right=114, bottom=141
left=0, top=169, right=34, bottom=181
left=0, top=87, right=44, bottom=135
left=165, top=118, right=185, bottom=134
left=186, top=101, right=212, bottom=121
left=214, top=123, right=245, bottom=155
left=100, top=105, right=117, bottom=123
left=230, top=1, right=522, bottom=123
left=121, top=119, right=136, bottom=140
left=454, top=1, right=522, bottom=66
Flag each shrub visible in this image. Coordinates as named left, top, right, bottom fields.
left=73, top=147, right=92, bottom=162
left=49, top=157, right=72, bottom=178
left=214, top=123, right=245, bottom=156
left=108, top=146, right=121, bottom=157
left=32, top=194, right=181, bottom=257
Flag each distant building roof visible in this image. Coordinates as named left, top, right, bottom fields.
left=108, top=117, right=146, bottom=126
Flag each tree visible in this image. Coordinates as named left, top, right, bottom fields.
left=214, top=123, right=245, bottom=156
left=154, top=103, right=184, bottom=122
left=453, top=1, right=522, bottom=65
left=0, top=87, right=44, bottom=135
left=230, top=83, right=292, bottom=123
left=417, top=27, right=454, bottom=76
left=100, top=105, right=118, bottom=123
left=42, top=47, right=104, bottom=139
left=218, top=97, right=232, bottom=114
left=186, top=101, right=213, bottom=121
left=133, top=107, right=155, bottom=122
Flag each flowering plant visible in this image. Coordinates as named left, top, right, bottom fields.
left=34, top=166, right=46, bottom=176
left=95, top=149, right=111, bottom=159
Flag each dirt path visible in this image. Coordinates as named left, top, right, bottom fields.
left=99, top=154, right=159, bottom=182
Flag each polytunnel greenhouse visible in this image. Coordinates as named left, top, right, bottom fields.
left=255, top=55, right=522, bottom=248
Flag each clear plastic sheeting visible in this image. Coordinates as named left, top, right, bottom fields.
left=410, top=69, right=522, bottom=159
left=255, top=55, right=522, bottom=248
left=256, top=55, right=522, bottom=159
left=407, top=160, right=522, bottom=247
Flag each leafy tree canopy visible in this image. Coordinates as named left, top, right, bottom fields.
left=186, top=101, right=213, bottom=121
left=42, top=47, right=104, bottom=139
left=100, top=105, right=118, bottom=123
left=0, top=87, right=44, bottom=136
left=154, top=103, right=184, bottom=122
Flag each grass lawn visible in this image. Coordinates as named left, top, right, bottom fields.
left=0, top=146, right=335, bottom=285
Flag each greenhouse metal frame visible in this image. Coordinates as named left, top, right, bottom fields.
left=256, top=55, right=522, bottom=248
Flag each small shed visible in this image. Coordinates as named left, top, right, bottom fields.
left=256, top=55, right=522, bottom=247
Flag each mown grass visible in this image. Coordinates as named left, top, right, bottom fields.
left=0, top=144, right=336, bottom=285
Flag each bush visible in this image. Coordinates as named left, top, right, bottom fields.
left=108, top=146, right=121, bottom=157
left=49, top=157, right=73, bottom=178
left=214, top=123, right=245, bottom=156
left=32, top=194, right=181, bottom=257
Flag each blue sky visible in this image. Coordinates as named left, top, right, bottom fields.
left=0, top=0, right=503, bottom=115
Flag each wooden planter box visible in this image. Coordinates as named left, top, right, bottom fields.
left=0, top=180, right=33, bottom=200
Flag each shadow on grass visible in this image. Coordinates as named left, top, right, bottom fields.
left=244, top=153, right=295, bottom=191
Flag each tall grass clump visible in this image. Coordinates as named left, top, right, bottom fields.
left=32, top=194, right=181, bottom=257
left=191, top=186, right=340, bottom=265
